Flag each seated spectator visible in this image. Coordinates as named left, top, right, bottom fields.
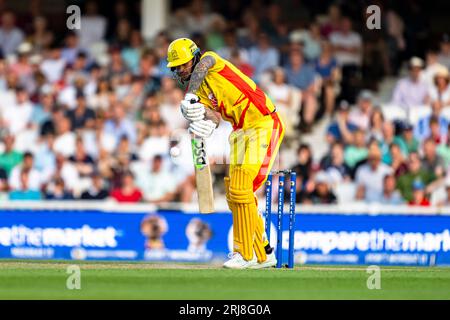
left=53, top=116, right=76, bottom=157
left=31, top=87, right=55, bottom=130
left=1, top=86, right=33, bottom=135
left=421, top=138, right=445, bottom=178
left=437, top=179, right=450, bottom=206
left=392, top=57, right=429, bottom=109
left=40, top=43, right=66, bottom=83
left=0, top=134, right=23, bottom=176
left=301, top=171, right=337, bottom=204
left=397, top=152, right=436, bottom=202
left=367, top=107, right=385, bottom=142
left=408, top=180, right=430, bottom=206
left=291, top=144, right=313, bottom=189
left=321, top=142, right=351, bottom=184
left=437, top=124, right=450, bottom=167
left=104, top=102, right=137, bottom=145
left=0, top=11, right=24, bottom=56
left=229, top=48, right=254, bottom=78
left=248, top=32, right=279, bottom=82
left=80, top=172, right=109, bottom=200
left=398, top=122, right=419, bottom=154
left=217, top=28, right=250, bottom=63
left=135, top=155, right=177, bottom=204
left=380, top=121, right=408, bottom=165
left=314, top=40, right=339, bottom=116
left=110, top=170, right=143, bottom=203
left=284, top=48, right=317, bottom=131
left=390, top=143, right=409, bottom=177
left=422, top=48, right=445, bottom=88
left=355, top=144, right=393, bottom=202
left=78, top=0, right=107, bottom=50
left=428, top=66, right=450, bottom=108
left=52, top=153, right=80, bottom=193
left=9, top=152, right=42, bottom=191
left=9, top=169, right=41, bottom=201
left=66, top=93, right=95, bottom=131
left=329, top=17, right=362, bottom=102
left=373, top=174, right=404, bottom=205
left=414, top=100, right=448, bottom=143
left=326, top=100, right=358, bottom=145
left=348, top=90, right=374, bottom=131
left=45, top=177, right=74, bottom=200
left=344, top=129, right=368, bottom=169
left=69, top=137, right=95, bottom=179
left=61, top=31, right=82, bottom=65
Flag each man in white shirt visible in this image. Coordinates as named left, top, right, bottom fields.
left=53, top=116, right=76, bottom=157
left=0, top=11, right=24, bottom=56
left=329, top=17, right=362, bottom=67
left=355, top=144, right=393, bottom=202
left=136, top=155, right=177, bottom=203
left=348, top=90, right=374, bottom=131
left=77, top=1, right=107, bottom=51
left=9, top=152, right=42, bottom=191
left=40, top=45, right=66, bottom=83
left=1, top=86, right=33, bottom=135
left=392, top=57, right=429, bottom=109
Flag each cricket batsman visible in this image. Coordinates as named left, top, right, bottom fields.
left=167, top=38, right=284, bottom=269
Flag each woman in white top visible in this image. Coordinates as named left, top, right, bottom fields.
left=429, top=66, right=450, bottom=108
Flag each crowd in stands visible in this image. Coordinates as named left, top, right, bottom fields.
left=0, top=0, right=449, bottom=207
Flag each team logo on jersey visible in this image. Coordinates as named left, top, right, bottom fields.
left=208, top=92, right=218, bottom=110
left=170, top=49, right=179, bottom=61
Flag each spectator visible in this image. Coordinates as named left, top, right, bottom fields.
left=408, top=180, right=430, bottom=206
left=344, top=129, right=368, bottom=169
left=437, top=124, right=450, bottom=167
left=414, top=100, right=449, bottom=143
left=329, top=17, right=362, bottom=102
left=217, top=28, right=249, bottom=63
left=61, top=31, right=82, bottom=65
left=397, top=152, right=436, bottom=202
left=421, top=49, right=446, bottom=87
left=438, top=34, right=450, bottom=69
left=380, top=121, right=408, bottom=165
left=80, top=172, right=109, bottom=200
left=28, top=15, right=54, bottom=53
left=9, top=42, right=33, bottom=91
left=248, top=32, right=279, bottom=82
left=136, top=155, right=177, bottom=204
left=9, top=152, right=42, bottom=191
left=40, top=44, right=66, bottom=83
left=284, top=48, right=317, bottom=131
left=314, top=40, right=339, bottom=116
left=390, top=143, right=409, bottom=177
left=53, top=116, right=76, bottom=157
left=0, top=167, right=7, bottom=191
left=1, top=86, right=33, bottom=135
left=229, top=48, right=254, bottom=78
left=104, top=102, right=136, bottom=145
left=428, top=66, right=450, bottom=108
left=0, top=11, right=24, bottom=56
left=0, top=134, right=23, bottom=176
left=437, top=179, right=450, bottom=206
left=421, top=138, right=445, bottom=178
left=66, top=93, right=95, bottom=131
left=326, top=100, right=358, bottom=145
left=8, top=169, right=41, bottom=201
left=110, top=170, right=143, bottom=203
left=291, top=144, right=313, bottom=190
left=398, top=122, right=419, bottom=154
left=301, top=171, right=337, bottom=204
left=367, top=107, right=385, bottom=142
left=77, top=0, right=107, bottom=50
left=45, top=177, right=74, bottom=200
left=392, top=57, right=429, bottom=109
left=373, top=174, right=404, bottom=205
left=355, top=144, right=393, bottom=202
left=122, top=29, right=144, bottom=74
left=320, top=142, right=351, bottom=184
left=31, top=87, right=55, bottom=130
left=348, top=90, right=374, bottom=131
left=69, top=138, right=95, bottom=179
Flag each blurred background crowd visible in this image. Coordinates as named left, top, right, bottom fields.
left=0, top=0, right=449, bottom=208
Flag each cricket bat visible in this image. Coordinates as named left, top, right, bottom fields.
left=191, top=135, right=215, bottom=213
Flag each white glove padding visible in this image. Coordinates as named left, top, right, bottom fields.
left=189, top=119, right=216, bottom=139
left=180, top=100, right=206, bottom=122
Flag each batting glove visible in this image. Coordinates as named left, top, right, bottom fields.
left=180, top=93, right=205, bottom=122
left=189, top=119, right=216, bottom=139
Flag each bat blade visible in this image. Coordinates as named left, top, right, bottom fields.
left=191, top=136, right=215, bottom=213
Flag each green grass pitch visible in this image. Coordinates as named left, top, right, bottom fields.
left=0, top=260, right=449, bottom=299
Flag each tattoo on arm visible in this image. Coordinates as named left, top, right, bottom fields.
left=187, top=55, right=216, bottom=94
